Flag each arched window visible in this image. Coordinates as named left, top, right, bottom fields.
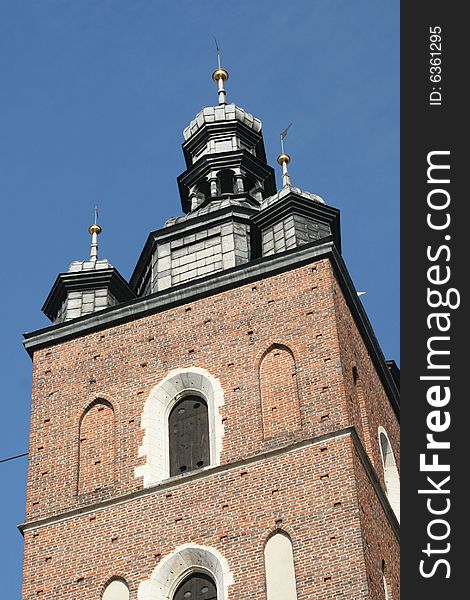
left=196, top=180, right=211, bottom=202
left=102, top=578, right=129, bottom=600
left=264, top=532, right=298, bottom=600
left=169, top=395, right=210, bottom=476
left=78, top=399, right=115, bottom=495
left=136, top=368, right=224, bottom=487
left=173, top=573, right=217, bottom=600
left=140, top=544, right=232, bottom=600
left=379, top=428, right=400, bottom=522
left=217, top=169, right=235, bottom=195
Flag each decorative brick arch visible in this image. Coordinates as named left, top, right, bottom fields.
left=258, top=344, right=301, bottom=439
left=135, top=367, right=225, bottom=487
left=138, top=544, right=233, bottom=600
left=77, top=398, right=116, bottom=495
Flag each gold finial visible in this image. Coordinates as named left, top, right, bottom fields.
left=88, top=223, right=102, bottom=235
left=212, top=37, right=229, bottom=104
left=277, top=153, right=291, bottom=165
left=277, top=124, right=293, bottom=187
left=212, top=68, right=229, bottom=83
left=88, top=205, right=101, bottom=261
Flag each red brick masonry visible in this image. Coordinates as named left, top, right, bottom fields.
left=22, top=257, right=399, bottom=599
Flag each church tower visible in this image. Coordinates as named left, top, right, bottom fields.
left=21, top=59, right=400, bottom=600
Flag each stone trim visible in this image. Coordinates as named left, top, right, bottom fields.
left=18, top=427, right=399, bottom=541
left=138, top=544, right=233, bottom=600
left=135, top=367, right=225, bottom=487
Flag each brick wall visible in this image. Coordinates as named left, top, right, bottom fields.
left=22, top=437, right=387, bottom=600
left=331, top=273, right=400, bottom=479
left=23, top=257, right=399, bottom=599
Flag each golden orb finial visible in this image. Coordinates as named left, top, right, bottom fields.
left=88, top=223, right=102, bottom=235
left=212, top=67, right=229, bottom=82
left=277, top=153, right=291, bottom=166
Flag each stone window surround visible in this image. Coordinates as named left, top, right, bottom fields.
left=135, top=367, right=225, bottom=488
left=138, top=544, right=233, bottom=600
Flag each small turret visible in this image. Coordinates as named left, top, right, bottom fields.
left=42, top=209, right=135, bottom=324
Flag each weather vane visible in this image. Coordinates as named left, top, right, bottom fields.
left=277, top=123, right=293, bottom=187
left=88, top=204, right=101, bottom=262
left=212, top=37, right=229, bottom=105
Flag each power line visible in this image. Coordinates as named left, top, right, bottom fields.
left=0, top=452, right=28, bottom=464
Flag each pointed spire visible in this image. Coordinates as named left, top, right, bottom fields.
left=212, top=38, right=229, bottom=105
left=277, top=123, right=293, bottom=187
left=88, top=205, right=102, bottom=262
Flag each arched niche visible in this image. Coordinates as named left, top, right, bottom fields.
left=259, top=344, right=301, bottom=439
left=102, top=578, right=129, bottom=600
left=264, top=532, right=298, bottom=600
left=78, top=399, right=115, bottom=495
left=378, top=427, right=400, bottom=522
left=217, top=169, right=235, bottom=195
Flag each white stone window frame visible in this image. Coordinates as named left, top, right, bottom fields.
left=138, top=544, right=233, bottom=600
left=135, top=367, right=225, bottom=488
left=378, top=426, right=400, bottom=523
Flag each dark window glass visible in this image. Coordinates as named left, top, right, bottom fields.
left=169, top=396, right=210, bottom=476
left=173, top=573, right=217, bottom=600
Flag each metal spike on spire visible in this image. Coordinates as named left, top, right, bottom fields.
left=88, top=204, right=102, bottom=262
left=277, top=123, right=293, bottom=187
left=212, top=37, right=229, bottom=105
left=214, top=36, right=221, bottom=69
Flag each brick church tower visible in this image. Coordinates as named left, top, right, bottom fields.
left=20, top=61, right=400, bottom=600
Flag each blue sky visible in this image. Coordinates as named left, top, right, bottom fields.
left=0, top=1, right=399, bottom=596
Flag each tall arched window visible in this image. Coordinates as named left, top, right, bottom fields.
left=169, top=395, right=210, bottom=476
left=102, top=578, right=129, bottom=600
left=78, top=399, right=115, bottom=494
left=264, top=532, right=298, bottom=600
left=173, top=573, right=217, bottom=600
left=379, top=428, right=400, bottom=522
